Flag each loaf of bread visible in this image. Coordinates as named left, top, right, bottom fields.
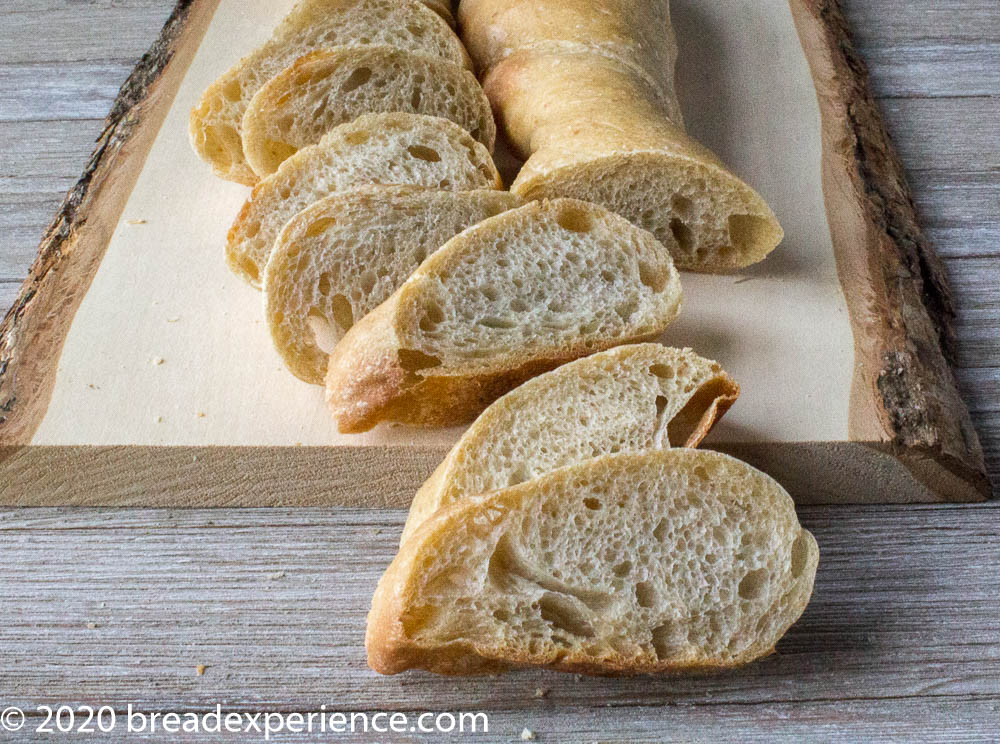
left=325, top=198, right=682, bottom=432
left=458, top=0, right=680, bottom=121
left=264, top=187, right=522, bottom=384
left=243, top=46, right=496, bottom=178
left=190, top=0, right=470, bottom=185
left=367, top=449, right=819, bottom=675
left=459, top=0, right=783, bottom=272
left=400, top=344, right=738, bottom=543
left=227, top=113, right=502, bottom=286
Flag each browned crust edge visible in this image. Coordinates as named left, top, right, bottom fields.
left=789, top=0, right=990, bottom=501
left=0, top=0, right=222, bottom=445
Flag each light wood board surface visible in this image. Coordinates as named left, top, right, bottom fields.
left=0, top=0, right=988, bottom=504
left=0, top=1, right=998, bottom=740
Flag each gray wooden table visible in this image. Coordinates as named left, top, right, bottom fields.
left=1, top=1, right=998, bottom=741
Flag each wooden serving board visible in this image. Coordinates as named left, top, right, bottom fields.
left=0, top=0, right=989, bottom=505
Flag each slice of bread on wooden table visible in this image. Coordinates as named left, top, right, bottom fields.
left=264, top=187, right=522, bottom=384
left=400, top=344, right=739, bottom=543
left=243, top=46, right=496, bottom=178
left=227, top=113, right=502, bottom=287
left=367, top=448, right=819, bottom=676
left=190, top=0, right=470, bottom=185
left=325, top=198, right=683, bottom=433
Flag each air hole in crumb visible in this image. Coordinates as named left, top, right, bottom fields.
left=419, top=301, right=445, bottom=332
left=407, top=145, right=441, bottom=162
left=479, top=316, right=517, bottom=330
left=307, top=310, right=339, bottom=354
left=669, top=218, right=694, bottom=254
left=411, top=88, right=422, bottom=109
left=638, top=261, right=667, bottom=292
left=671, top=194, right=694, bottom=219
left=555, top=204, right=594, bottom=233
left=344, top=130, right=370, bottom=145
left=650, top=363, right=674, bottom=380
left=305, top=216, right=336, bottom=238
left=651, top=623, right=679, bottom=661
left=329, top=294, right=354, bottom=332
left=655, top=395, right=668, bottom=418
left=738, top=568, right=768, bottom=600
left=238, top=257, right=260, bottom=283
left=359, top=270, right=377, bottom=294
left=317, top=272, right=333, bottom=296
left=635, top=581, right=657, bottom=608
left=398, top=349, right=442, bottom=372
left=507, top=463, right=531, bottom=487
left=538, top=593, right=595, bottom=638
left=613, top=561, right=632, bottom=578
left=340, top=67, right=372, bottom=93
left=790, top=533, right=810, bottom=578
left=653, top=518, right=668, bottom=542
left=583, top=498, right=601, bottom=510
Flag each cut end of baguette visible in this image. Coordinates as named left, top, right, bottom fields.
left=243, top=46, right=496, bottom=178
left=513, top=150, right=784, bottom=273
left=400, top=343, right=739, bottom=544
left=325, top=198, right=683, bottom=431
left=226, top=113, right=502, bottom=287
left=367, top=449, right=819, bottom=676
left=264, top=187, right=521, bottom=384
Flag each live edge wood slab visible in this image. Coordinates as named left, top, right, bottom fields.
left=0, top=0, right=990, bottom=505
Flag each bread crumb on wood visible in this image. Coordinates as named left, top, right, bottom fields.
left=534, top=687, right=549, bottom=698
left=155, top=416, right=164, bottom=424
left=520, top=728, right=536, bottom=740
left=151, top=356, right=165, bottom=366
left=196, top=664, right=207, bottom=676
left=197, top=411, right=207, bottom=418
left=126, top=219, right=147, bottom=225
left=86, top=622, right=98, bottom=630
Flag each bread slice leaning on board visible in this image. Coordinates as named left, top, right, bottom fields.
left=189, top=0, right=470, bottom=185
left=461, top=0, right=783, bottom=272
left=400, top=344, right=739, bottom=544
left=264, top=187, right=522, bottom=384
left=325, top=198, right=683, bottom=433
left=227, top=113, right=502, bottom=287
left=367, top=449, right=819, bottom=676
left=243, top=46, right=496, bottom=178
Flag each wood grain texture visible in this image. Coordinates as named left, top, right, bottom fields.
left=0, top=0, right=997, bottom=737
left=0, top=0, right=219, bottom=445
left=791, top=0, right=988, bottom=500
left=0, top=505, right=998, bottom=741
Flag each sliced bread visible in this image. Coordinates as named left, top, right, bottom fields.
left=325, top=198, right=683, bottom=433
left=243, top=46, right=496, bottom=178
left=367, top=448, right=819, bottom=675
left=486, top=50, right=783, bottom=272
left=264, top=187, right=522, bottom=384
left=227, top=113, right=502, bottom=287
left=189, top=0, right=471, bottom=185
left=400, top=344, right=738, bottom=543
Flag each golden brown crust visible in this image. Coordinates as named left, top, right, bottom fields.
left=367, top=450, right=819, bottom=676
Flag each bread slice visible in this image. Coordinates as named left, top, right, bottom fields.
left=400, top=344, right=739, bottom=543
left=264, top=187, right=522, bottom=384
left=486, top=50, right=783, bottom=272
left=242, top=46, right=497, bottom=179
left=227, top=113, right=502, bottom=287
left=189, top=0, right=471, bottom=185
left=458, top=0, right=680, bottom=120
left=367, top=449, right=819, bottom=675
left=325, top=198, right=683, bottom=433
left=422, top=0, right=456, bottom=25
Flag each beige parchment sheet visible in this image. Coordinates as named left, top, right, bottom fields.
left=32, top=0, right=854, bottom=447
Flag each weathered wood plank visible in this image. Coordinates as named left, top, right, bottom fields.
left=0, top=63, right=143, bottom=122
left=1, top=505, right=999, bottom=712
left=0, top=282, right=19, bottom=316
left=842, top=0, right=1000, bottom=45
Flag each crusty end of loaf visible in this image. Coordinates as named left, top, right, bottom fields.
left=368, top=449, right=819, bottom=676
left=512, top=152, right=784, bottom=273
